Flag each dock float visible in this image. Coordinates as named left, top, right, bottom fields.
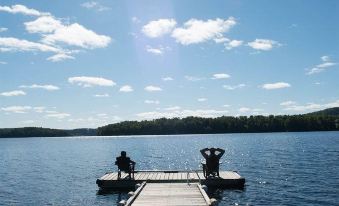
left=96, top=170, right=245, bottom=190
left=121, top=182, right=215, bottom=206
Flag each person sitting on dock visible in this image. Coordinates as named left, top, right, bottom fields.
left=115, top=151, right=136, bottom=179
left=200, top=147, right=225, bottom=178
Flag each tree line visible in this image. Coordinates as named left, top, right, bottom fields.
left=97, top=114, right=339, bottom=136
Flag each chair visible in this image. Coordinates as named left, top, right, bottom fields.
left=115, top=157, right=135, bottom=179
left=201, top=160, right=220, bottom=178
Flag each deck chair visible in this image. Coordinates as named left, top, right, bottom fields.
left=115, top=157, right=135, bottom=179
left=201, top=160, right=220, bottom=178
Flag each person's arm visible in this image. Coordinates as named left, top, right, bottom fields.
left=130, top=160, right=136, bottom=165
left=200, top=148, right=209, bottom=159
left=216, top=148, right=225, bottom=158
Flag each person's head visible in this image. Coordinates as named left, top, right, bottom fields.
left=121, top=151, right=126, bottom=157
left=210, top=148, right=216, bottom=155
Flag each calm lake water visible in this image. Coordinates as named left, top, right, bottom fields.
left=0, top=132, right=338, bottom=205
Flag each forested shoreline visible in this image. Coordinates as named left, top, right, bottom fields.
left=97, top=114, right=339, bottom=136
left=1, top=107, right=339, bottom=137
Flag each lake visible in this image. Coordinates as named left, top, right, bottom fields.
left=0, top=131, right=338, bottom=205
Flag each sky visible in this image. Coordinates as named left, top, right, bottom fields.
left=0, top=0, right=338, bottom=129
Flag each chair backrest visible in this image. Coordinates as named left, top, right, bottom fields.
left=116, top=156, right=130, bottom=171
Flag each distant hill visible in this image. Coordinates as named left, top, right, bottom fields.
left=2, top=108, right=339, bottom=137
left=307, top=107, right=339, bottom=116
left=0, top=127, right=97, bottom=138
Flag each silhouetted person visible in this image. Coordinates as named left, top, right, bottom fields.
left=200, top=148, right=225, bottom=178
left=115, top=151, right=135, bottom=179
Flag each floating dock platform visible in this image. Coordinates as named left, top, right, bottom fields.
left=96, top=170, right=245, bottom=190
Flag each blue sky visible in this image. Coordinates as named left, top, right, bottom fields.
left=0, top=0, right=338, bottom=129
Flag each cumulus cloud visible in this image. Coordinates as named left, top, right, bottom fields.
left=0, top=37, right=60, bottom=53
left=144, top=100, right=160, bottom=104
left=261, top=82, right=291, bottom=90
left=1, top=5, right=111, bottom=62
left=162, top=77, right=173, bottom=81
left=144, top=85, right=162, bottom=92
left=212, top=73, right=230, bottom=79
left=0, top=4, right=50, bottom=16
left=119, top=85, right=133, bottom=92
left=248, top=39, right=281, bottom=51
left=24, top=16, right=63, bottom=33
left=306, top=56, right=337, bottom=75
left=172, top=17, right=236, bottom=45
left=0, top=90, right=26, bottom=96
left=68, top=76, right=116, bottom=87
left=225, top=40, right=243, bottom=50
left=1, top=106, right=31, bottom=113
left=238, top=107, right=251, bottom=113
left=238, top=107, right=264, bottom=114
left=142, top=18, right=177, bottom=38
left=20, top=84, right=59, bottom=91
left=281, top=100, right=339, bottom=112
left=42, top=23, right=111, bottom=49
left=223, top=84, right=246, bottom=90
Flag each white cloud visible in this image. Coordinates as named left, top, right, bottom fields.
left=33, top=106, right=45, bottom=113
left=0, top=90, right=26, bottom=96
left=162, top=77, right=173, bottom=81
left=197, top=98, right=207, bottom=102
left=142, top=18, right=177, bottom=38
left=185, top=75, right=203, bottom=81
left=238, top=107, right=251, bottom=113
left=94, top=94, right=109, bottom=97
left=81, top=1, right=110, bottom=11
left=214, top=37, right=229, bottom=43
left=68, top=76, right=116, bottom=87
left=131, top=17, right=141, bottom=24
left=248, top=39, right=280, bottom=51
left=144, top=100, right=160, bottom=104
left=47, top=53, right=74, bottom=62
left=212, top=73, right=230, bottom=79
left=225, top=40, right=243, bottom=50
left=21, top=120, right=35, bottom=124
left=0, top=27, right=8, bottom=32
left=119, top=85, right=133, bottom=92
left=0, top=61, right=7, bottom=64
left=0, top=4, right=50, bottom=16
left=281, top=99, right=339, bottom=112
left=261, top=82, right=291, bottom=90
left=0, top=37, right=60, bottom=53
left=1, top=106, right=31, bottom=113
left=42, top=23, right=111, bottom=49
left=136, top=109, right=229, bottom=119
left=20, top=84, right=59, bottom=91
left=146, top=45, right=163, bottom=55
left=223, top=84, right=246, bottom=90
left=45, top=112, right=70, bottom=119
left=280, top=101, right=296, bottom=106
left=321, top=55, right=330, bottom=62
left=171, top=17, right=236, bottom=45
left=223, top=104, right=231, bottom=107
left=144, top=85, right=162, bottom=92
left=164, top=106, right=181, bottom=111
left=24, top=16, right=63, bottom=33
left=306, top=56, right=337, bottom=75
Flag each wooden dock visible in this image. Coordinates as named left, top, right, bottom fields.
left=96, top=170, right=245, bottom=190
left=122, top=182, right=214, bottom=206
